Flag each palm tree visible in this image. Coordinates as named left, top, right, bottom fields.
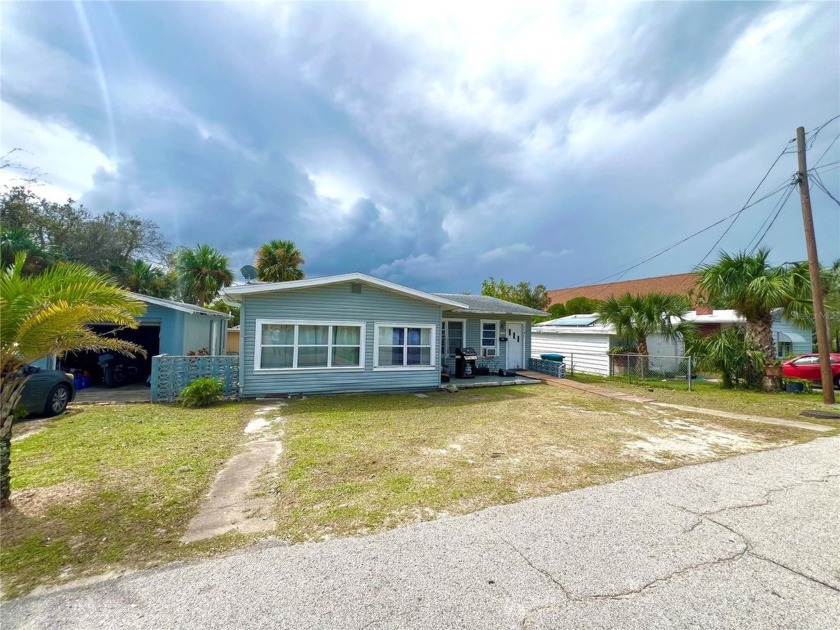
left=1, top=227, right=50, bottom=275
left=175, top=244, right=234, bottom=307
left=255, top=239, right=305, bottom=282
left=118, top=259, right=173, bottom=298
left=596, top=292, right=695, bottom=356
left=697, top=248, right=798, bottom=363
left=0, top=255, right=146, bottom=507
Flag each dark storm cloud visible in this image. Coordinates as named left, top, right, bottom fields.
left=2, top=1, right=838, bottom=293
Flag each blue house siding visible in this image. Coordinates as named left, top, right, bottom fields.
left=441, top=312, right=533, bottom=373
left=137, top=304, right=183, bottom=356
left=240, top=283, right=443, bottom=396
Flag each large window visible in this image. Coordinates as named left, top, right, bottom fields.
left=375, top=324, right=435, bottom=369
left=255, top=320, right=364, bottom=371
left=480, top=320, right=498, bottom=357
left=441, top=319, right=465, bottom=356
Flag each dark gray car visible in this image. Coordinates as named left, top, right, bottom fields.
left=19, top=366, right=76, bottom=417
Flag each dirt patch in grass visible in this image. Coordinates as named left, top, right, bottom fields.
left=0, top=402, right=258, bottom=599
left=570, top=375, right=840, bottom=428
left=270, top=385, right=816, bottom=544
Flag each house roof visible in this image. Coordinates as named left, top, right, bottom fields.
left=222, top=273, right=469, bottom=309
left=434, top=294, right=548, bottom=316
left=547, top=273, right=699, bottom=305
left=534, top=314, right=600, bottom=327
left=130, top=293, right=232, bottom=319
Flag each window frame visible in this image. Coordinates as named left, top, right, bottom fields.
left=373, top=322, right=437, bottom=371
left=254, top=319, right=366, bottom=372
left=441, top=318, right=467, bottom=358
left=480, top=319, right=499, bottom=357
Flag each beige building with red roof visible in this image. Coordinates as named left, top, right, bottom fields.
left=547, top=272, right=699, bottom=306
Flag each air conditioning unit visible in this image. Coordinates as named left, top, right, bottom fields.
left=483, top=348, right=497, bottom=358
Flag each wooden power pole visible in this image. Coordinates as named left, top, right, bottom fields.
left=795, top=126, right=835, bottom=404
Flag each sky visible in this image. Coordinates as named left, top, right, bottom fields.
left=2, top=1, right=839, bottom=293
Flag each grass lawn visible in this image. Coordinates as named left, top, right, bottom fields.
left=268, top=384, right=828, bottom=544
left=1, top=384, right=832, bottom=599
left=0, top=402, right=257, bottom=599
left=570, top=373, right=840, bottom=426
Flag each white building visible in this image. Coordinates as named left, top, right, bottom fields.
left=531, top=309, right=812, bottom=377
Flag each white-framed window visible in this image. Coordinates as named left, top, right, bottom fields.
left=374, top=323, right=436, bottom=370
left=441, top=319, right=466, bottom=357
left=255, top=320, right=365, bottom=371
left=480, top=320, right=499, bottom=357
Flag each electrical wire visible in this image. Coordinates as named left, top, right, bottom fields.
left=586, top=182, right=795, bottom=285
left=580, top=115, right=840, bottom=285
left=810, top=171, right=840, bottom=207
left=812, top=131, right=840, bottom=169
left=745, top=179, right=798, bottom=251
left=694, top=145, right=790, bottom=267
left=748, top=183, right=798, bottom=253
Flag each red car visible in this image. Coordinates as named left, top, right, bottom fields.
left=781, top=353, right=840, bottom=388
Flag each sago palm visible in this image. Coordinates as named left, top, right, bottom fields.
left=0, top=255, right=146, bottom=507
left=255, top=239, right=305, bottom=282
left=175, top=244, right=234, bottom=307
left=698, top=248, right=796, bottom=362
left=596, top=292, right=695, bottom=355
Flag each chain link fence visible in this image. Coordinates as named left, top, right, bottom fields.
left=608, top=353, right=694, bottom=390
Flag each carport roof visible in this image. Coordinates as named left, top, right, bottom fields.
left=130, top=293, right=232, bottom=319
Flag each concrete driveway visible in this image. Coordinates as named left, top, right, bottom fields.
left=3, top=437, right=838, bottom=629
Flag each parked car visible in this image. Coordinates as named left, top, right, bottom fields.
left=781, top=353, right=840, bottom=388
left=18, top=366, right=76, bottom=417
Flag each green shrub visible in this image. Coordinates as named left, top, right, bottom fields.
left=178, top=377, right=224, bottom=408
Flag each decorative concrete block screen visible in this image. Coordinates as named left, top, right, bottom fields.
left=151, top=355, right=239, bottom=402
left=528, top=358, right=566, bottom=378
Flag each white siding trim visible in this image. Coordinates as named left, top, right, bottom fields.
left=254, top=319, right=366, bottom=372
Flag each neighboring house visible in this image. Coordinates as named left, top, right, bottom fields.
left=226, top=325, right=240, bottom=354
left=43, top=294, right=231, bottom=384
left=547, top=272, right=699, bottom=306
left=531, top=308, right=811, bottom=376
left=222, top=273, right=546, bottom=397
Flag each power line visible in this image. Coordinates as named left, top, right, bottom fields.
left=745, top=179, right=798, bottom=251
left=581, top=115, right=840, bottom=285
left=749, top=182, right=797, bottom=253
left=810, top=171, right=840, bottom=207
left=586, top=181, right=794, bottom=285
left=812, top=131, right=840, bottom=169
left=694, top=144, right=791, bottom=268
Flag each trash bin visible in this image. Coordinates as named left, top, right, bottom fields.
left=454, top=347, right=477, bottom=378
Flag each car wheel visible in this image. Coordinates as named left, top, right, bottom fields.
left=44, top=384, right=70, bottom=417
left=835, top=374, right=840, bottom=390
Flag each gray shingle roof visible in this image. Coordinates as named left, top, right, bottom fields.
left=434, top=294, right=547, bottom=316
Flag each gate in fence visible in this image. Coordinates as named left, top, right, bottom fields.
left=150, top=354, right=240, bottom=402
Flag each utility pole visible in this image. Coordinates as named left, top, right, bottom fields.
left=796, top=126, right=835, bottom=404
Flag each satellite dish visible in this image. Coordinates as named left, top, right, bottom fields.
left=240, top=265, right=258, bottom=282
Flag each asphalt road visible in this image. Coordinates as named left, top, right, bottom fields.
left=4, top=436, right=839, bottom=629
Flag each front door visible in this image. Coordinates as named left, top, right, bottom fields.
left=506, top=322, right=525, bottom=370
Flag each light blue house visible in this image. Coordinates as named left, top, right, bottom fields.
left=54, top=294, right=230, bottom=384
left=222, top=273, right=546, bottom=397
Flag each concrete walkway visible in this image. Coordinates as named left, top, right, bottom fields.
left=4, top=437, right=838, bottom=629
left=181, top=405, right=285, bottom=543
left=518, top=371, right=831, bottom=432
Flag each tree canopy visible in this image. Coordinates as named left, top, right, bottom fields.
left=175, top=244, right=234, bottom=307
left=481, top=277, right=550, bottom=311
left=697, top=248, right=810, bottom=361
left=595, top=292, right=695, bottom=356
left=255, top=239, right=305, bottom=282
